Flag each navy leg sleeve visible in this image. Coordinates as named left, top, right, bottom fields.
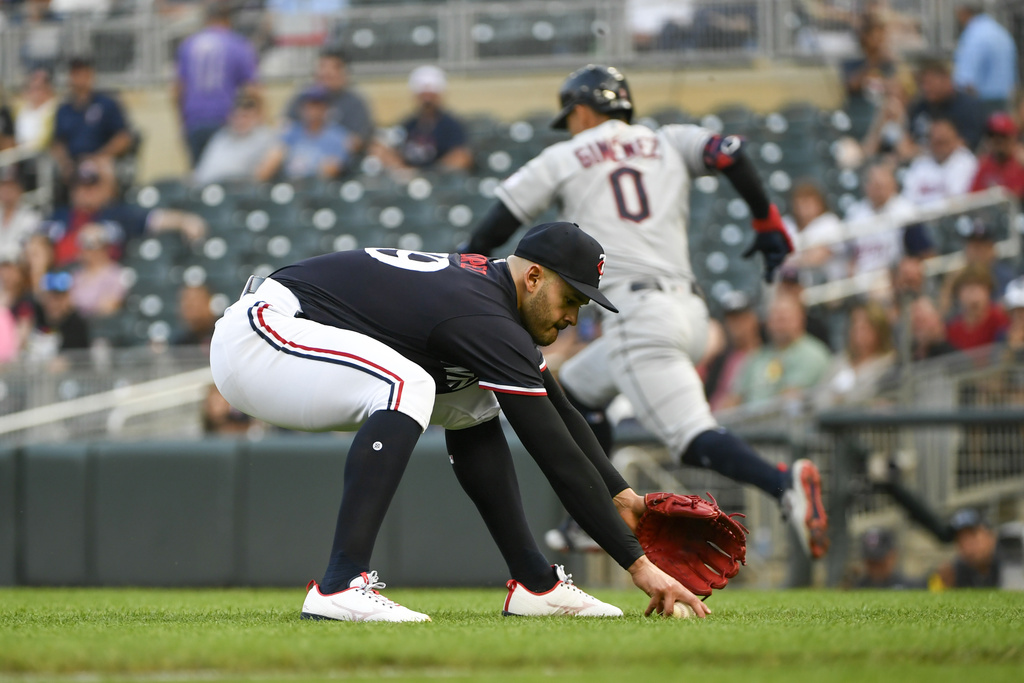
left=681, top=428, right=789, bottom=500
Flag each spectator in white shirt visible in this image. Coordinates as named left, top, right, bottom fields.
left=193, top=91, right=277, bottom=186
left=901, top=118, right=978, bottom=206
left=0, top=165, right=40, bottom=262
left=14, top=66, right=57, bottom=152
left=49, top=0, right=111, bottom=17
left=844, top=161, right=918, bottom=276
left=782, top=180, right=849, bottom=285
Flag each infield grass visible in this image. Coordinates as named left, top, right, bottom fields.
left=0, top=587, right=1022, bottom=682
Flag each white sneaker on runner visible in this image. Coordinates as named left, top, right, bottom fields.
left=544, top=518, right=602, bottom=553
left=781, top=458, right=829, bottom=559
left=301, top=571, right=431, bottom=622
left=502, top=565, right=623, bottom=617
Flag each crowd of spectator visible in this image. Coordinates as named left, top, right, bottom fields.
left=710, top=2, right=1024, bottom=413
left=0, top=2, right=479, bottom=374
left=0, top=1, right=1020, bottom=419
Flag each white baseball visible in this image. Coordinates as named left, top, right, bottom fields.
left=672, top=602, right=695, bottom=619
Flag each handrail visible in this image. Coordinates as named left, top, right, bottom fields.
left=1, top=0, right=976, bottom=88
left=801, top=187, right=1021, bottom=307
left=0, top=144, right=42, bottom=167
left=0, top=145, right=55, bottom=213
left=0, top=366, right=213, bottom=438
left=817, top=406, right=1024, bottom=429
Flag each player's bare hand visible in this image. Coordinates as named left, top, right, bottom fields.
left=613, top=488, right=646, bottom=533
left=628, top=556, right=710, bottom=619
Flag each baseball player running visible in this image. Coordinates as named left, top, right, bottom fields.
left=463, top=65, right=829, bottom=559
left=211, top=222, right=710, bottom=622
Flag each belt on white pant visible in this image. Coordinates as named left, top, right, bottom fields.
left=241, top=274, right=267, bottom=297
left=628, top=278, right=705, bottom=300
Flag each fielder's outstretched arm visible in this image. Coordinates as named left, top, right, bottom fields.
left=461, top=201, right=522, bottom=255
left=496, top=390, right=641, bottom=569
left=540, top=368, right=629, bottom=497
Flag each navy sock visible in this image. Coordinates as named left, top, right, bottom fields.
left=564, top=389, right=614, bottom=457
left=446, top=418, right=556, bottom=593
left=681, top=428, right=790, bottom=500
left=320, top=410, right=422, bottom=594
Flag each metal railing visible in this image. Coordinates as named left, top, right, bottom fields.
left=0, top=346, right=212, bottom=445
left=607, top=346, right=1024, bottom=588
left=0, top=0, right=991, bottom=88
left=801, top=187, right=1023, bottom=308
left=818, top=404, right=1024, bottom=585
left=0, top=145, right=55, bottom=214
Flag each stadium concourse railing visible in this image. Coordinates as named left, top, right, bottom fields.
left=0, top=0, right=980, bottom=88
left=0, top=346, right=213, bottom=446
left=800, top=187, right=1023, bottom=309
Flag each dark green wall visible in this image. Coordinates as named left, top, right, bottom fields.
left=1, top=430, right=578, bottom=587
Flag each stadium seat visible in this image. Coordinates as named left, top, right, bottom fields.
left=649, top=107, right=696, bottom=127
left=125, top=179, right=187, bottom=209
left=711, top=104, right=756, bottom=135
left=231, top=198, right=300, bottom=234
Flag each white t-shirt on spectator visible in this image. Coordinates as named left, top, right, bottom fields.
left=901, top=146, right=978, bottom=206
left=49, top=0, right=111, bottom=15
left=15, top=98, right=57, bottom=151
left=784, top=211, right=850, bottom=282
left=0, top=205, right=41, bottom=262
left=844, top=195, right=917, bottom=275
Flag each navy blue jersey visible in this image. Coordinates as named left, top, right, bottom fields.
left=271, top=249, right=546, bottom=396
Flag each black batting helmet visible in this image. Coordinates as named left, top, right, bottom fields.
left=551, top=64, right=633, bottom=130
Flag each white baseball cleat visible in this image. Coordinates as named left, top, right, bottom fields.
left=301, top=571, right=431, bottom=622
left=502, top=565, right=623, bottom=617
left=781, top=458, right=829, bottom=559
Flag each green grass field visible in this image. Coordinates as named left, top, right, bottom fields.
left=1, top=587, right=1022, bottom=682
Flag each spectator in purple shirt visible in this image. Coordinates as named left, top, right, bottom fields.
left=174, top=2, right=259, bottom=166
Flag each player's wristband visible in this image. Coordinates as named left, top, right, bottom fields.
left=751, top=204, right=784, bottom=234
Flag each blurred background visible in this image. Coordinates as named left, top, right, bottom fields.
left=0, top=0, right=1022, bottom=594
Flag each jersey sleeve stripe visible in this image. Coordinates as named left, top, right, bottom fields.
left=248, top=302, right=405, bottom=410
left=478, top=381, right=547, bottom=396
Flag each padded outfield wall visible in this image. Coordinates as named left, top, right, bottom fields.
left=0, top=430, right=572, bottom=587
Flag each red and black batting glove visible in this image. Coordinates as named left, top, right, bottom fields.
left=742, top=204, right=794, bottom=283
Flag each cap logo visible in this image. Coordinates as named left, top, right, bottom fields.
left=597, top=254, right=605, bottom=282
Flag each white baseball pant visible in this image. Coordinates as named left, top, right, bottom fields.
left=210, top=278, right=501, bottom=433
left=558, top=278, right=719, bottom=456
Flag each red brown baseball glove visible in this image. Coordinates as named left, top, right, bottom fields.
left=635, top=492, right=749, bottom=597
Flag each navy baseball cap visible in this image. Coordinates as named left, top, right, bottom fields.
left=514, top=221, right=618, bottom=313
left=950, top=507, right=987, bottom=533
